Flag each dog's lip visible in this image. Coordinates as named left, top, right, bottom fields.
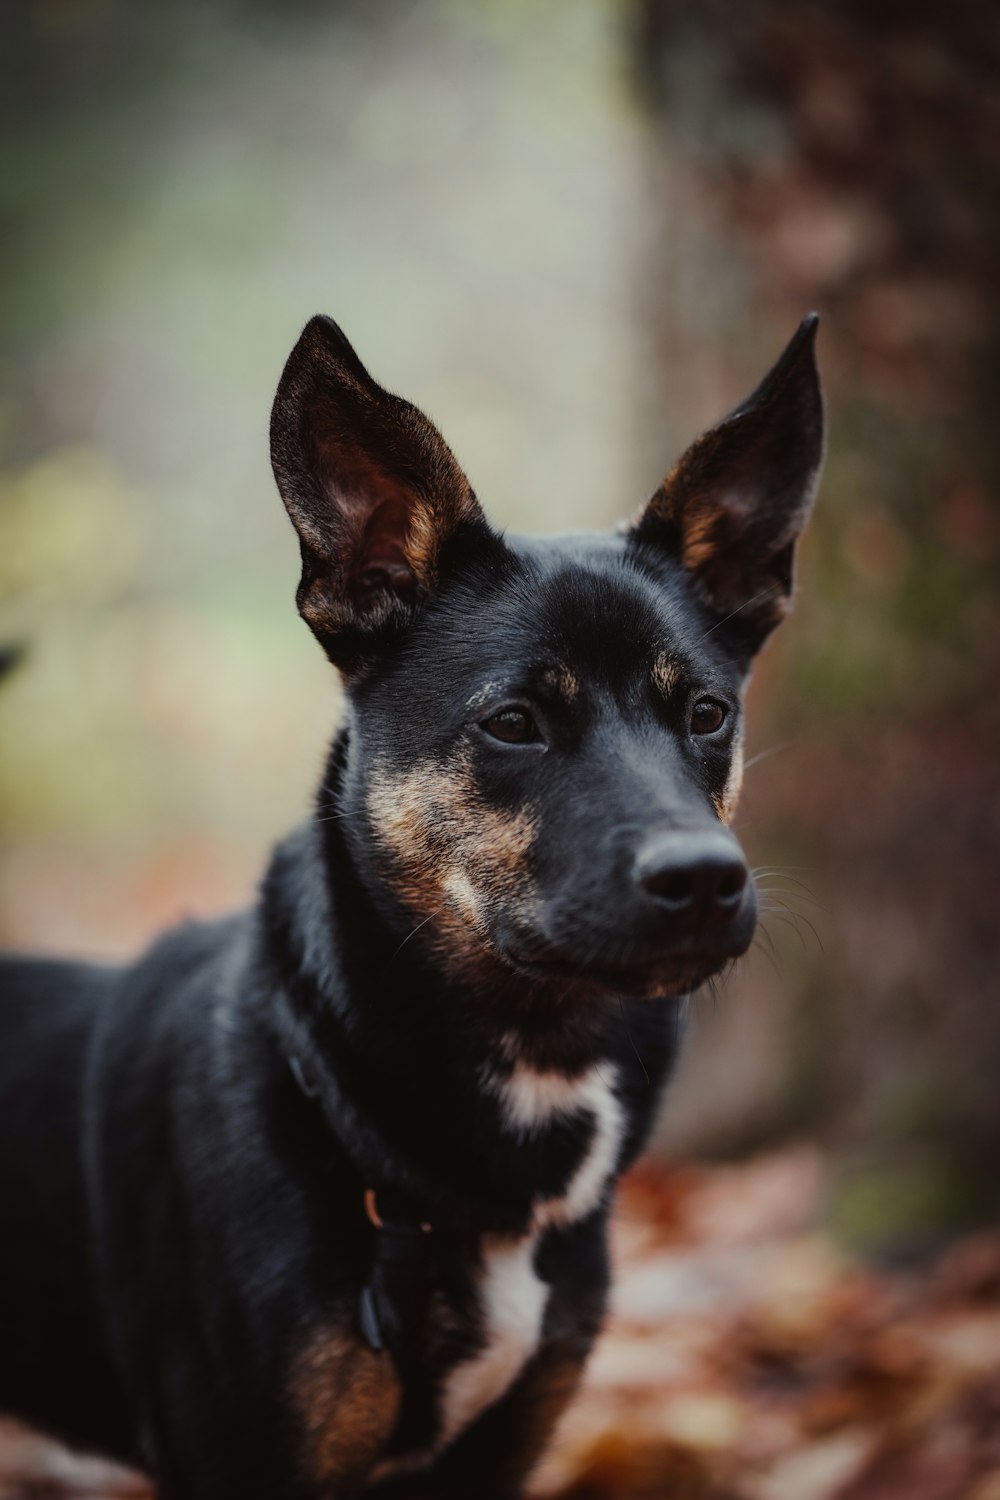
left=495, top=940, right=731, bottom=994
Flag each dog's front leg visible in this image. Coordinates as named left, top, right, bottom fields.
left=364, top=1211, right=610, bottom=1499
left=364, top=1335, right=592, bottom=1500
left=283, top=1319, right=404, bottom=1499
left=135, top=1324, right=401, bottom=1500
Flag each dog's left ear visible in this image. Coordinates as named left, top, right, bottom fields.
left=630, top=314, right=825, bottom=659
left=271, top=315, right=489, bottom=671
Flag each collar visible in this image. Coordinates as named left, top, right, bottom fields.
left=285, top=1044, right=436, bottom=1369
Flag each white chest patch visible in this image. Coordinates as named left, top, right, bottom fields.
left=436, top=1231, right=549, bottom=1447
left=499, top=1061, right=625, bottom=1230
left=435, top=1061, right=624, bottom=1449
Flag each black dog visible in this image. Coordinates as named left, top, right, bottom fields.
left=0, top=314, right=824, bottom=1498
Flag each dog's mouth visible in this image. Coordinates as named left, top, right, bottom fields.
left=494, top=937, right=742, bottom=998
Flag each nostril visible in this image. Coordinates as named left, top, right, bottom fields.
left=714, top=865, right=748, bottom=908
left=635, top=832, right=750, bottom=925
left=644, top=868, right=696, bottom=910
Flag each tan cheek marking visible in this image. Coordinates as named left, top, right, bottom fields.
left=289, top=1326, right=401, bottom=1490
left=367, top=753, right=538, bottom=971
left=443, top=867, right=488, bottom=933
left=651, top=653, right=682, bottom=699
left=712, top=729, right=745, bottom=824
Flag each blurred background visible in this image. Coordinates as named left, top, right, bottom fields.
left=1, top=2, right=999, bottom=1494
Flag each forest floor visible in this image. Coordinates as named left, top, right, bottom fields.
left=2, top=1145, right=999, bottom=1500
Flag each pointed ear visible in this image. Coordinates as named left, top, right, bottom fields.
left=270, top=315, right=488, bottom=669
left=630, top=315, right=825, bottom=659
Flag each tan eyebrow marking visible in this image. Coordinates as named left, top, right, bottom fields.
left=651, top=653, right=683, bottom=698
left=539, top=664, right=580, bottom=702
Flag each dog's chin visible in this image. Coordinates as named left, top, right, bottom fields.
left=493, top=938, right=739, bottom=1000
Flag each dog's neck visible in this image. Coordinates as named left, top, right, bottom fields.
left=257, top=735, right=680, bottom=1232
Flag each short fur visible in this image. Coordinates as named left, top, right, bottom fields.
left=0, top=314, right=824, bottom=1498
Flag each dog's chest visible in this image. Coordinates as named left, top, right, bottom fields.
left=435, top=1060, right=623, bottom=1448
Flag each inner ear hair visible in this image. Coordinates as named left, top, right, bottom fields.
left=270, top=315, right=487, bottom=667
left=631, top=314, right=825, bottom=652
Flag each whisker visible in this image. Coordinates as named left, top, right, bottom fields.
left=757, top=903, right=825, bottom=955
left=751, top=927, right=783, bottom=980
left=701, top=582, right=778, bottom=639
left=763, top=911, right=811, bottom=954
left=750, top=863, right=816, bottom=875
left=692, top=959, right=737, bottom=1012
left=750, top=867, right=820, bottom=891
left=742, top=743, right=792, bottom=773
left=755, top=884, right=826, bottom=913
left=752, top=865, right=827, bottom=914
left=389, top=907, right=444, bottom=962
left=618, top=996, right=650, bottom=1086
left=757, top=889, right=826, bottom=932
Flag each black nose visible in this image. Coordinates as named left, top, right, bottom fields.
left=635, top=830, right=749, bottom=931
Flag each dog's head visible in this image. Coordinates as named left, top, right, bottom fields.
left=271, top=315, right=824, bottom=999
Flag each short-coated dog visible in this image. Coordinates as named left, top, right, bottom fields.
left=0, top=313, right=824, bottom=1498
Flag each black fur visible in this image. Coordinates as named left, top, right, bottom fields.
left=0, top=315, right=823, bottom=1498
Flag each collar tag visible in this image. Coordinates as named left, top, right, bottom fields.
left=358, top=1284, right=384, bottom=1351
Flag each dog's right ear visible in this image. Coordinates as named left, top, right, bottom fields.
left=270, top=315, right=488, bottom=671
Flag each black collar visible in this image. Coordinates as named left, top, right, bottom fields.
left=285, top=1042, right=437, bottom=1374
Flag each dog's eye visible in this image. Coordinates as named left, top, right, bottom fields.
left=690, top=699, right=727, bottom=736
left=481, top=708, right=540, bottom=745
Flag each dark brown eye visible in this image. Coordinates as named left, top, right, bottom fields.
left=690, top=699, right=727, bottom=736
left=481, top=708, right=540, bottom=745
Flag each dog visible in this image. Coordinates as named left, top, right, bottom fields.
left=0, top=313, right=824, bottom=1498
